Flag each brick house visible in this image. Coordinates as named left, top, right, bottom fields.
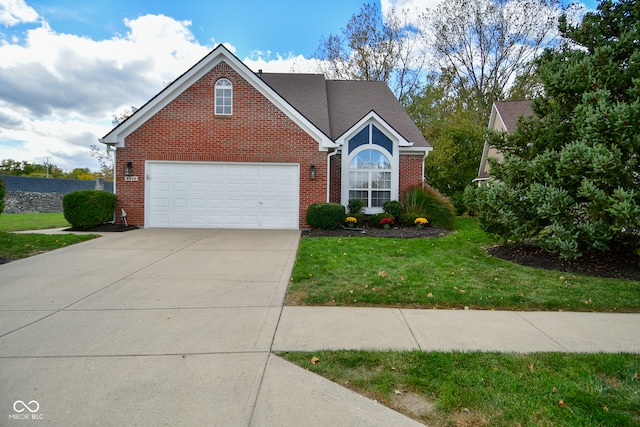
left=100, top=44, right=431, bottom=229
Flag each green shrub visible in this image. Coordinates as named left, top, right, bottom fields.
left=63, top=190, right=116, bottom=229
left=0, top=179, right=5, bottom=215
left=306, top=203, right=346, bottom=230
left=382, top=200, right=404, bottom=219
left=368, top=212, right=394, bottom=228
left=347, top=199, right=366, bottom=215
left=404, top=185, right=456, bottom=230
left=462, top=184, right=482, bottom=216
left=399, top=212, right=423, bottom=227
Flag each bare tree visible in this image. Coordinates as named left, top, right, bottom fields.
left=112, top=106, right=138, bottom=126
left=426, top=0, right=562, bottom=122
left=90, top=144, right=114, bottom=182
left=314, top=3, right=426, bottom=101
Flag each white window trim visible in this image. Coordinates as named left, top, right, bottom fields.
left=215, top=78, right=232, bottom=115
left=341, top=123, right=399, bottom=214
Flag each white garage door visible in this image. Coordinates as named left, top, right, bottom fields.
left=145, top=161, right=299, bottom=229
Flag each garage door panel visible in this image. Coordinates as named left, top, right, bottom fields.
left=146, top=162, right=299, bottom=229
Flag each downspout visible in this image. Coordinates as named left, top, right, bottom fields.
left=327, top=148, right=340, bottom=203
left=110, top=144, right=117, bottom=223
left=421, top=149, right=431, bottom=188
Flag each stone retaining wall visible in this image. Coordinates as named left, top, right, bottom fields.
left=4, top=191, right=63, bottom=214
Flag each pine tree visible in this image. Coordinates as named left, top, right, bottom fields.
left=476, top=0, right=640, bottom=259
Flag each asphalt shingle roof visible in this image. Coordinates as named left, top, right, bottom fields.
left=259, top=73, right=429, bottom=147
left=494, top=100, right=534, bottom=133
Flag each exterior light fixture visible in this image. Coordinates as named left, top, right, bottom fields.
left=310, top=164, right=316, bottom=180
left=124, top=161, right=133, bottom=177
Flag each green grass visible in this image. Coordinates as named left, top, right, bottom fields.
left=0, top=212, right=69, bottom=231
left=0, top=213, right=96, bottom=262
left=0, top=232, right=98, bottom=262
left=288, top=217, right=640, bottom=312
left=281, top=350, right=640, bottom=426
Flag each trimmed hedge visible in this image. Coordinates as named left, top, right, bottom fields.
left=63, top=190, right=116, bottom=229
left=306, top=203, right=346, bottom=230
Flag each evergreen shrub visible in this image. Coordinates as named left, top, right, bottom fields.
left=63, top=190, right=116, bottom=229
left=306, top=203, right=346, bottom=230
left=382, top=200, right=404, bottom=219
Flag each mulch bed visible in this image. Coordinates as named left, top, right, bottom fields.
left=64, top=223, right=139, bottom=232
left=486, top=242, right=640, bottom=281
left=302, top=225, right=452, bottom=239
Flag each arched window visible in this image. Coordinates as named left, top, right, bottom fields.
left=348, top=148, right=392, bottom=208
left=215, top=78, right=232, bottom=115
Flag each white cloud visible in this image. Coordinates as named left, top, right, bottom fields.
left=0, top=14, right=212, bottom=171
left=244, top=50, right=320, bottom=73
left=0, top=0, right=39, bottom=26
left=381, top=0, right=442, bottom=17
left=0, top=7, right=332, bottom=172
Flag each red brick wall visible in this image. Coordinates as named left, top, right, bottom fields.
left=329, top=152, right=341, bottom=204
left=399, top=154, right=425, bottom=202
left=115, top=61, right=327, bottom=228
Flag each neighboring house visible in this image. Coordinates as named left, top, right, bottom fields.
left=100, top=44, right=431, bottom=229
left=474, top=100, right=533, bottom=184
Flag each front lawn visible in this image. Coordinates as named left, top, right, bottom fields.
left=281, top=350, right=640, bottom=426
left=288, top=217, right=640, bottom=312
left=0, top=213, right=96, bottom=263
left=0, top=232, right=98, bottom=263
left=0, top=212, right=69, bottom=231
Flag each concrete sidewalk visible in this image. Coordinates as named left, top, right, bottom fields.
left=1, top=228, right=639, bottom=426
left=274, top=306, right=640, bottom=353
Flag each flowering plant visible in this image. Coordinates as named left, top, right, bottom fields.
left=414, top=217, right=428, bottom=225
left=380, top=217, right=393, bottom=225
left=345, top=216, right=358, bottom=224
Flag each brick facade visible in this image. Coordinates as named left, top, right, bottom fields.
left=399, top=154, right=425, bottom=201
left=111, top=54, right=429, bottom=229
left=115, top=62, right=327, bottom=228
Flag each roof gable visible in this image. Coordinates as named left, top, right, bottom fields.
left=100, top=45, right=333, bottom=148
left=259, top=74, right=429, bottom=148
left=489, top=100, right=534, bottom=133
left=325, top=80, right=428, bottom=146
left=100, top=44, right=428, bottom=152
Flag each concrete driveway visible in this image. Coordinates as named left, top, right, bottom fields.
left=0, top=229, right=422, bottom=426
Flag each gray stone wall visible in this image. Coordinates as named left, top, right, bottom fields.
left=4, top=191, right=63, bottom=214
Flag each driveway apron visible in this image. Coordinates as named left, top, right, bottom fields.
left=0, top=229, right=270, bottom=425
left=0, top=229, right=424, bottom=427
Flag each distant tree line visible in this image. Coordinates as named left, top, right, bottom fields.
left=0, top=159, right=109, bottom=181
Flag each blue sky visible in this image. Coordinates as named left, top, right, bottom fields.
left=0, top=0, right=599, bottom=171
left=17, top=0, right=371, bottom=58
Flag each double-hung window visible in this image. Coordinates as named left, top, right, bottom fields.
left=215, top=78, right=232, bottom=115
